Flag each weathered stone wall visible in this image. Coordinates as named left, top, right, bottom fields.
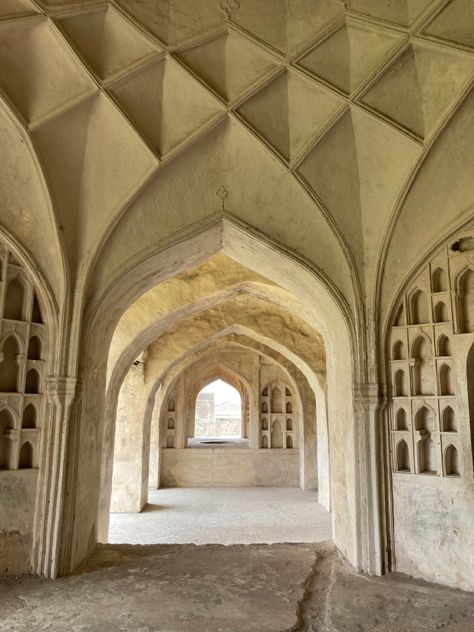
left=161, top=448, right=300, bottom=488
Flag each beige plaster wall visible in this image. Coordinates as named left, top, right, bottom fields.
left=161, top=448, right=300, bottom=488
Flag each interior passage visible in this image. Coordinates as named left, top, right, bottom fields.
left=108, top=487, right=332, bottom=545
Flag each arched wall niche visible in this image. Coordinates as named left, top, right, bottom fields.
left=384, top=229, right=474, bottom=591
left=0, top=228, right=58, bottom=578
left=457, top=267, right=474, bottom=333
left=76, top=220, right=360, bottom=580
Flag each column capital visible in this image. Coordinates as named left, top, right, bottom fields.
left=353, top=383, right=385, bottom=406
left=46, top=376, right=77, bottom=407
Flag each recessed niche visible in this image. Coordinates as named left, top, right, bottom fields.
left=410, top=289, right=429, bottom=325
left=412, top=336, right=435, bottom=396
left=396, top=440, right=410, bottom=472
left=168, top=398, right=176, bottom=412
left=167, top=418, right=175, bottom=430
left=261, top=418, right=268, bottom=430
left=261, top=435, right=269, bottom=449
left=392, top=340, right=406, bottom=360
left=458, top=268, right=474, bottom=333
left=166, top=434, right=174, bottom=448
left=0, top=335, right=20, bottom=392
left=4, top=277, right=25, bottom=320
left=286, top=418, right=293, bottom=431
left=27, top=336, right=42, bottom=360
left=434, top=301, right=448, bottom=323
left=31, top=294, right=43, bottom=324
left=395, top=407, right=408, bottom=430
left=18, top=441, right=33, bottom=469
left=445, top=444, right=460, bottom=476
left=0, top=408, right=15, bottom=469
left=394, top=303, right=405, bottom=326
left=271, top=387, right=283, bottom=413
left=22, top=403, right=37, bottom=429
left=286, top=435, right=293, bottom=448
left=415, top=405, right=437, bottom=432
left=432, top=267, right=447, bottom=292
left=439, top=364, right=454, bottom=396
left=271, top=420, right=283, bottom=448
left=442, top=406, right=457, bottom=432
left=286, top=402, right=292, bottom=414
left=418, top=437, right=437, bottom=474
left=25, top=369, right=40, bottom=394
left=394, top=369, right=407, bottom=397
left=437, top=334, right=451, bottom=357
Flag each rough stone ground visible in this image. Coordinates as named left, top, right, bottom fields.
left=108, top=487, right=332, bottom=545
left=1, top=543, right=473, bottom=632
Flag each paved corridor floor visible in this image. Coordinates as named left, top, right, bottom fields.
left=2, top=542, right=474, bottom=632
left=108, top=487, right=332, bottom=545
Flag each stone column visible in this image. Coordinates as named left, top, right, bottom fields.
left=354, top=382, right=386, bottom=576
left=34, top=376, right=77, bottom=578
left=110, top=362, right=149, bottom=513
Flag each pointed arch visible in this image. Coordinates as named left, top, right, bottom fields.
left=394, top=369, right=407, bottom=397
left=18, top=442, right=33, bottom=469
left=442, top=406, right=456, bottom=432
left=25, top=368, right=40, bottom=394
left=432, top=267, right=447, bottom=292
left=458, top=267, right=474, bottom=333
left=392, top=340, right=405, bottom=360
left=0, top=407, right=15, bottom=469
left=0, top=334, right=20, bottom=392
left=439, top=364, right=454, bottom=396
left=27, top=335, right=42, bottom=360
left=22, top=403, right=37, bottom=429
left=418, top=437, right=437, bottom=474
left=409, top=289, right=429, bottom=325
left=434, top=301, right=448, bottom=323
left=271, top=420, right=283, bottom=448
left=395, top=407, right=408, bottom=430
left=396, top=440, right=410, bottom=473
left=4, top=276, right=26, bottom=321
left=437, top=334, right=451, bottom=357
left=414, top=405, right=436, bottom=432
left=444, top=444, right=460, bottom=477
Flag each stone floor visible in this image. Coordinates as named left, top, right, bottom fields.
left=1, top=542, right=474, bottom=632
left=108, top=487, right=332, bottom=545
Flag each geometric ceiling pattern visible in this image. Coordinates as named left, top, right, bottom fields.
left=0, top=0, right=473, bottom=284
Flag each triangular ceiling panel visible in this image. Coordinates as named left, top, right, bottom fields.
left=346, top=0, right=437, bottom=27
left=360, top=41, right=474, bottom=139
left=0, top=18, right=96, bottom=126
left=297, top=20, right=405, bottom=96
left=115, top=0, right=225, bottom=47
left=0, top=0, right=37, bottom=19
left=424, top=0, right=474, bottom=51
left=175, top=31, right=281, bottom=104
left=297, top=106, right=420, bottom=275
left=109, top=57, right=224, bottom=158
left=58, top=5, right=160, bottom=81
left=237, top=69, right=345, bottom=163
left=231, top=0, right=344, bottom=57
left=32, top=94, right=158, bottom=264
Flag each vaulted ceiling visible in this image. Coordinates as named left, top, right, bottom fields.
left=0, top=0, right=473, bottom=320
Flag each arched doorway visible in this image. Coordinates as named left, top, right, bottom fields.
left=61, top=220, right=362, bottom=578
left=192, top=379, right=244, bottom=444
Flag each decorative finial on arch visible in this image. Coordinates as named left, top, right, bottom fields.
left=219, top=0, right=240, bottom=19
left=216, top=185, right=229, bottom=211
